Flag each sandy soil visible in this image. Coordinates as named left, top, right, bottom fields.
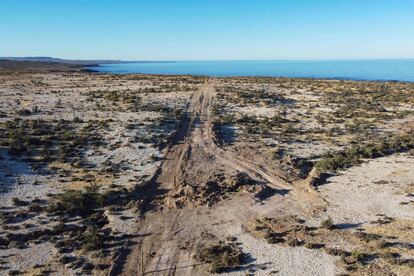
left=233, top=232, right=340, bottom=276
left=1, top=66, right=413, bottom=275
left=119, top=81, right=328, bottom=276
left=318, top=154, right=414, bottom=225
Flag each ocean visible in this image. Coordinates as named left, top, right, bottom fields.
left=89, top=59, right=414, bottom=82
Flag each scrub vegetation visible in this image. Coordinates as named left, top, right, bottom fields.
left=0, top=61, right=413, bottom=275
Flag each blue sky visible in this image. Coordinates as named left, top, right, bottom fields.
left=1, top=0, right=413, bottom=60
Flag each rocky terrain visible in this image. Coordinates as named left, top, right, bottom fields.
left=0, top=62, right=413, bottom=275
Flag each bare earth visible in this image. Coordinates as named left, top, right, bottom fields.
left=0, top=63, right=414, bottom=275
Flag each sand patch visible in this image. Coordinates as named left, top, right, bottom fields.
left=319, top=154, right=414, bottom=224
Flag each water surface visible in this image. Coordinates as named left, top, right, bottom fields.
left=90, top=60, right=414, bottom=82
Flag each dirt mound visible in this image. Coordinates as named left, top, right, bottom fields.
left=164, top=171, right=266, bottom=208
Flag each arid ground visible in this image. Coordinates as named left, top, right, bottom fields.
left=1, top=62, right=414, bottom=276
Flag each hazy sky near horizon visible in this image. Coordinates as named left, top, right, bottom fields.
left=1, top=0, right=414, bottom=60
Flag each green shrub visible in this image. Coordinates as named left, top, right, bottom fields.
left=321, top=218, right=334, bottom=230
left=351, top=250, right=368, bottom=262
left=82, top=225, right=103, bottom=251
left=315, top=133, right=414, bottom=172
left=47, top=185, right=106, bottom=215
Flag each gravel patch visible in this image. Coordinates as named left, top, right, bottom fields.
left=221, top=230, right=340, bottom=276
left=319, top=154, right=414, bottom=225
left=0, top=242, right=55, bottom=273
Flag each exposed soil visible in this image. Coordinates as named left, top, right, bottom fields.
left=1, top=66, right=413, bottom=275
left=119, top=80, right=324, bottom=275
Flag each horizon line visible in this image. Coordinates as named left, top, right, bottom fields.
left=3, top=56, right=414, bottom=63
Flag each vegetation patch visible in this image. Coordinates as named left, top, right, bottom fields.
left=47, top=185, right=107, bottom=215
left=315, top=133, right=414, bottom=173
left=246, top=216, right=414, bottom=275
left=196, top=241, right=245, bottom=273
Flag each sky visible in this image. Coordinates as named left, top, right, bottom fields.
left=1, top=0, right=414, bottom=60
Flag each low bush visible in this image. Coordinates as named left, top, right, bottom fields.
left=12, top=197, right=27, bottom=206
left=16, top=109, right=31, bottom=116
left=315, top=133, right=414, bottom=172
left=81, top=225, right=103, bottom=251
left=324, top=247, right=347, bottom=256
left=320, top=218, right=334, bottom=230
left=47, top=185, right=106, bottom=215
left=196, top=242, right=245, bottom=273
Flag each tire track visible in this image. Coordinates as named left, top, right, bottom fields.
left=121, top=79, right=295, bottom=275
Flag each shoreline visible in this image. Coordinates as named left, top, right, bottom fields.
left=1, top=59, right=411, bottom=83
left=88, top=68, right=410, bottom=84
left=88, top=59, right=414, bottom=82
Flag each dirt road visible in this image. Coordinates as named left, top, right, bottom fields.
left=118, top=80, right=316, bottom=275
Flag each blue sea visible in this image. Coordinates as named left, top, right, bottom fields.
left=90, top=60, right=414, bottom=82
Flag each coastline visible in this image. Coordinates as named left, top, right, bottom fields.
left=88, top=59, right=414, bottom=82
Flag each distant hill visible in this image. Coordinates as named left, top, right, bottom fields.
left=0, top=57, right=123, bottom=65
left=0, top=59, right=101, bottom=73
left=0, top=57, right=178, bottom=73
